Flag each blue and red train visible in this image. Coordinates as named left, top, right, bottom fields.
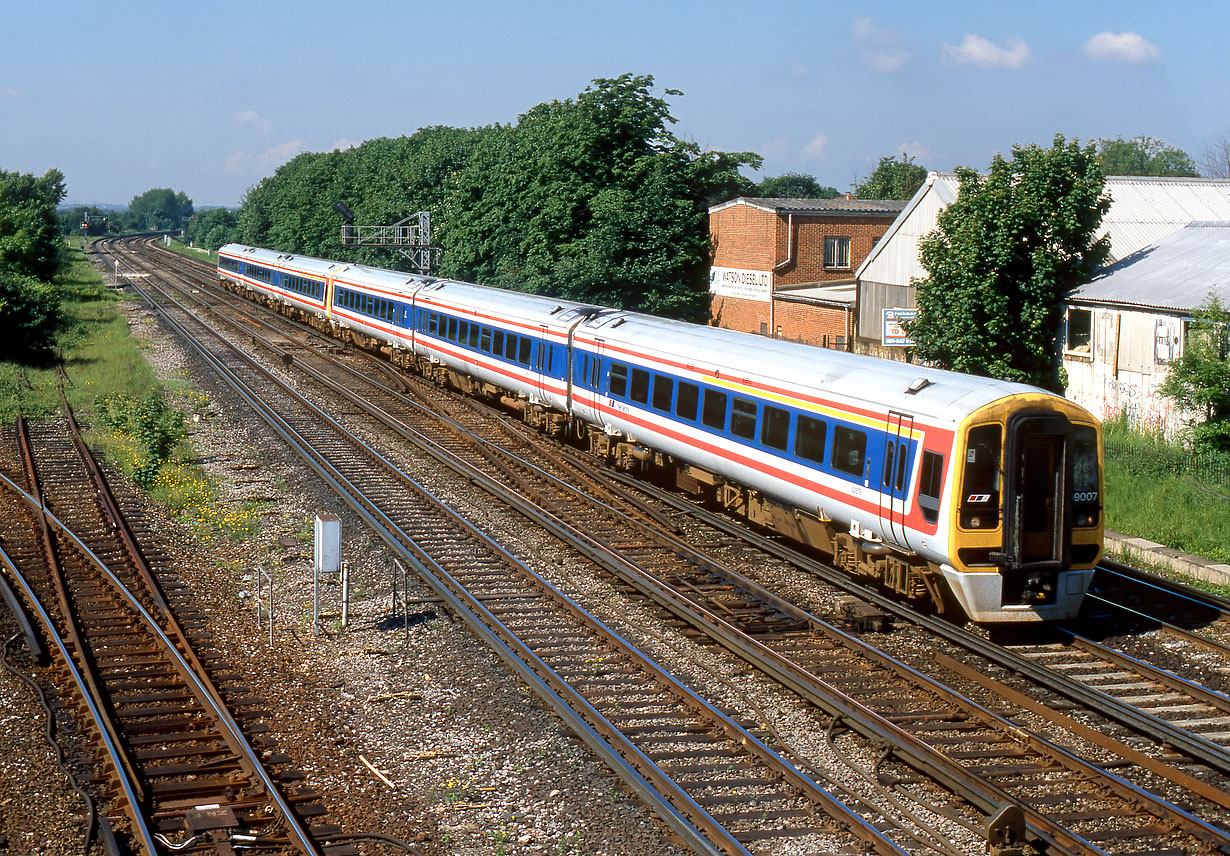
left=218, top=243, right=1104, bottom=623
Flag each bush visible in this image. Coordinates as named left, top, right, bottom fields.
left=94, top=392, right=186, bottom=487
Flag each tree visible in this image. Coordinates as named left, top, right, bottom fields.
left=1096, top=136, right=1198, bottom=177
left=854, top=154, right=927, bottom=200
left=0, top=269, right=61, bottom=364
left=0, top=168, right=66, bottom=279
left=907, top=135, right=1111, bottom=391
left=755, top=173, right=838, bottom=199
left=1160, top=295, right=1230, bottom=451
left=185, top=207, right=240, bottom=250
left=127, top=187, right=194, bottom=231
left=237, top=74, right=761, bottom=320
left=1198, top=134, right=1230, bottom=179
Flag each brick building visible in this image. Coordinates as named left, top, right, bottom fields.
left=708, top=196, right=905, bottom=347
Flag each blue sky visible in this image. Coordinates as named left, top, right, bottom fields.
left=3, top=1, right=1226, bottom=207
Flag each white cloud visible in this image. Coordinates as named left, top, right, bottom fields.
left=233, top=109, right=274, bottom=134
left=852, top=18, right=909, bottom=73
left=803, top=135, right=828, bottom=159
left=941, top=33, right=1031, bottom=69
left=0, top=87, right=26, bottom=100
left=331, top=138, right=360, bottom=152
left=1082, top=31, right=1161, bottom=65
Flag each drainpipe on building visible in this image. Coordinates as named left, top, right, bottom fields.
left=770, top=214, right=795, bottom=338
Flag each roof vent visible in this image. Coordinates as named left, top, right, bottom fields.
left=906, top=377, right=932, bottom=395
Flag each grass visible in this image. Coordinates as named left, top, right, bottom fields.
left=0, top=239, right=264, bottom=544
left=1103, top=418, right=1230, bottom=564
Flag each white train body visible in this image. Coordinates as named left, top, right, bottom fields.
left=219, top=244, right=1104, bottom=623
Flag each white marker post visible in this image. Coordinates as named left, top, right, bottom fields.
left=313, top=513, right=341, bottom=635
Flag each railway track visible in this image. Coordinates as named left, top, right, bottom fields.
left=86, top=237, right=1230, bottom=852
left=0, top=404, right=351, bottom=853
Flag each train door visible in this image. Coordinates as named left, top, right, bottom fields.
left=1003, top=412, right=1070, bottom=569
left=534, top=324, right=550, bottom=402
left=878, top=412, right=914, bottom=549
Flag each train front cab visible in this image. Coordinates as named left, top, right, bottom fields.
left=941, top=395, right=1103, bottom=623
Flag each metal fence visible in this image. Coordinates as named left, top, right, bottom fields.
left=1104, top=437, right=1230, bottom=494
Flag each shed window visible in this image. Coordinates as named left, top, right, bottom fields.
left=1066, top=307, right=1092, bottom=353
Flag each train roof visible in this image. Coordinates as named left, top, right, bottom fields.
left=584, top=310, right=1048, bottom=420
left=220, top=244, right=1057, bottom=420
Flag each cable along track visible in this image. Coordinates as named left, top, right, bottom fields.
left=101, top=238, right=1230, bottom=853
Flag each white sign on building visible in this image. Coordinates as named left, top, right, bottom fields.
left=709, top=266, right=772, bottom=302
left=883, top=308, right=916, bottom=346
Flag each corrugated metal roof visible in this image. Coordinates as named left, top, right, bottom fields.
left=1068, top=221, right=1230, bottom=312
left=709, top=196, right=908, bottom=216
left=1100, top=176, right=1230, bottom=262
left=854, top=174, right=1230, bottom=284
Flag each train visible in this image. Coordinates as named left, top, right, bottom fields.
left=217, top=243, right=1104, bottom=623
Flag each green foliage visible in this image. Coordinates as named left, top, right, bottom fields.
left=0, top=269, right=61, bottom=364
left=854, top=153, right=928, bottom=200
left=185, top=207, right=240, bottom=250
left=58, top=205, right=112, bottom=238
left=94, top=392, right=186, bottom=487
left=126, top=187, right=194, bottom=232
left=907, top=135, right=1111, bottom=390
left=0, top=168, right=66, bottom=279
left=754, top=173, right=837, bottom=199
left=1160, top=295, right=1230, bottom=450
left=236, top=75, right=761, bottom=321
left=1097, top=135, right=1199, bottom=177
left=1103, top=417, right=1230, bottom=564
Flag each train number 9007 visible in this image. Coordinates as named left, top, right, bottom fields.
left=1072, top=491, right=1099, bottom=503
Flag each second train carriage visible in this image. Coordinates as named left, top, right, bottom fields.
left=218, top=243, right=1104, bottom=623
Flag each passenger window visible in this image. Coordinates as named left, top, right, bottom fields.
left=795, top=415, right=826, bottom=463
left=517, top=337, right=532, bottom=366
left=630, top=368, right=650, bottom=404
left=468, top=323, right=480, bottom=348
left=731, top=398, right=757, bottom=440
left=675, top=382, right=699, bottom=421
left=609, top=363, right=628, bottom=397
left=493, top=330, right=504, bottom=356
left=918, top=451, right=944, bottom=524
left=446, top=317, right=457, bottom=340
left=831, top=426, right=868, bottom=477
left=701, top=389, right=727, bottom=431
left=458, top=320, right=469, bottom=344
left=652, top=375, right=673, bottom=412
left=480, top=327, right=492, bottom=352
left=762, top=406, right=789, bottom=452
left=960, top=425, right=1001, bottom=529
left=505, top=334, right=518, bottom=361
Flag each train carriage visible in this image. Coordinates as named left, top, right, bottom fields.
left=217, top=244, right=1104, bottom=623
